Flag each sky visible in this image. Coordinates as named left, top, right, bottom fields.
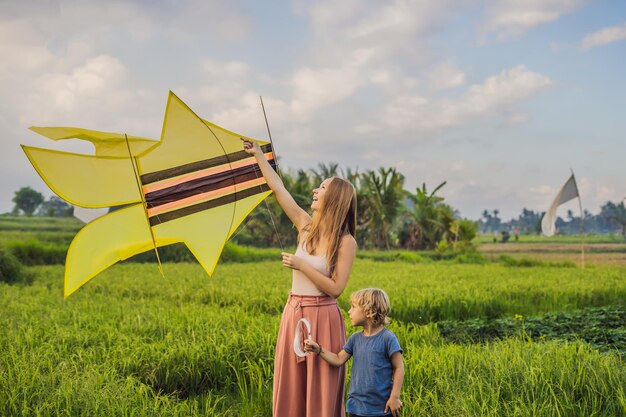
left=1, top=0, right=625, bottom=220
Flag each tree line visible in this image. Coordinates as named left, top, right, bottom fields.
left=8, top=165, right=476, bottom=251
left=10, top=166, right=626, bottom=246
left=480, top=203, right=626, bottom=239
left=226, top=164, right=477, bottom=250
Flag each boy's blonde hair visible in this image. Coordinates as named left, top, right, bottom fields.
left=350, top=288, right=391, bottom=326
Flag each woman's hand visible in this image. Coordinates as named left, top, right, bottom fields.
left=241, top=138, right=263, bottom=156
left=304, top=339, right=320, bottom=354
left=281, top=252, right=305, bottom=270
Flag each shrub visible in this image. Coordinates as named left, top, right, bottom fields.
left=6, top=239, right=67, bottom=265
left=127, top=242, right=281, bottom=264
left=453, top=251, right=487, bottom=264
left=127, top=243, right=196, bottom=263
left=499, top=255, right=575, bottom=268
left=358, top=250, right=427, bottom=263
left=0, top=249, right=32, bottom=284
left=220, top=243, right=281, bottom=263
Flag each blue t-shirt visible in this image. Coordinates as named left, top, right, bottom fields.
left=343, top=328, right=402, bottom=416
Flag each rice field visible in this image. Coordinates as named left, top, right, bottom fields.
left=1, top=217, right=625, bottom=416
left=2, top=258, right=625, bottom=416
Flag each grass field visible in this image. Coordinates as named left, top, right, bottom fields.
left=1, top=218, right=625, bottom=416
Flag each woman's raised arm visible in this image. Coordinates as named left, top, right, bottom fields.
left=242, top=138, right=310, bottom=231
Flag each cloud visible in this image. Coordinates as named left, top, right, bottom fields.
left=209, top=92, right=280, bottom=139
left=34, top=55, right=126, bottom=110
left=506, top=112, right=529, bottom=125
left=167, top=0, right=252, bottom=41
left=202, top=60, right=249, bottom=78
left=289, top=63, right=367, bottom=118
left=296, top=0, right=455, bottom=65
left=297, top=0, right=362, bottom=28
left=581, top=23, right=626, bottom=50
left=427, top=60, right=466, bottom=90
left=284, top=3, right=554, bottom=138
left=15, top=54, right=147, bottom=133
left=577, top=177, right=618, bottom=209
left=484, top=0, right=586, bottom=39
left=529, top=185, right=554, bottom=195
left=0, top=21, right=55, bottom=79
left=383, top=65, right=552, bottom=132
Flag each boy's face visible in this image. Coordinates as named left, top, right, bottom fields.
left=348, top=302, right=368, bottom=327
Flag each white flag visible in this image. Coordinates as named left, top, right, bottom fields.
left=541, top=174, right=579, bottom=236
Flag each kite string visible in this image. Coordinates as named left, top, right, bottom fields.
left=260, top=96, right=280, bottom=177
left=259, top=96, right=285, bottom=251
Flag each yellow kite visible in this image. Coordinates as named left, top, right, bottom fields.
left=23, top=91, right=276, bottom=297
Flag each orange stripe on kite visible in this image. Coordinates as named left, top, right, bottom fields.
left=146, top=176, right=267, bottom=217
left=142, top=152, right=274, bottom=194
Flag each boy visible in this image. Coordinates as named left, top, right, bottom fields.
left=305, top=288, right=404, bottom=417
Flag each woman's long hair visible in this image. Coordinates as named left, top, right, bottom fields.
left=302, top=177, right=357, bottom=276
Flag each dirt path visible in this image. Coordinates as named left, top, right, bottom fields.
left=478, top=243, right=626, bottom=253
left=478, top=242, right=626, bottom=265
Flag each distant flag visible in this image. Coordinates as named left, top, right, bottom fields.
left=541, top=174, right=580, bottom=237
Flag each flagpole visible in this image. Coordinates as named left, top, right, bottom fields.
left=571, top=170, right=585, bottom=268
left=578, top=194, right=585, bottom=269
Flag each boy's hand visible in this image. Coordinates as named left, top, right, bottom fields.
left=304, top=339, right=320, bottom=354
left=385, top=396, right=402, bottom=416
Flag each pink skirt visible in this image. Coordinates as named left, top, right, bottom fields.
left=273, top=293, right=346, bottom=417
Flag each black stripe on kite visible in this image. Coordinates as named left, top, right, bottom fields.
left=141, top=143, right=273, bottom=184
left=144, top=159, right=276, bottom=208
left=148, top=183, right=271, bottom=226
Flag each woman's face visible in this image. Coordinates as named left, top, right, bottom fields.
left=311, top=178, right=332, bottom=211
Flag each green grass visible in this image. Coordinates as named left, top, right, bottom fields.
left=350, top=261, right=626, bottom=323
left=1, top=217, right=625, bottom=416
left=1, top=262, right=625, bottom=416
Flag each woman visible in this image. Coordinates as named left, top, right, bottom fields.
left=242, top=139, right=357, bottom=417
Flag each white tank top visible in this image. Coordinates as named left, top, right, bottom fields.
left=291, top=241, right=329, bottom=296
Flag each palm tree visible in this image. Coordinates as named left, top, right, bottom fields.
left=403, top=181, right=455, bottom=250
left=359, top=168, right=405, bottom=249
left=310, top=162, right=339, bottom=185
